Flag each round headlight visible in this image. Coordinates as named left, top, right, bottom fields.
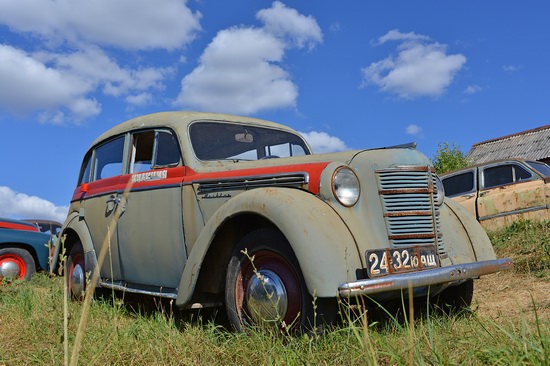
left=332, top=166, right=360, bottom=207
left=434, top=175, right=445, bottom=206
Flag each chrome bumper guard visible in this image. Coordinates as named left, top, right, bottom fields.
left=338, top=258, right=513, bottom=297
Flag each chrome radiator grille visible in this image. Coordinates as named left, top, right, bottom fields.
left=376, top=167, right=446, bottom=257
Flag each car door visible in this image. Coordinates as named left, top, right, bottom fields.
left=477, top=161, right=547, bottom=225
left=116, top=129, right=187, bottom=290
left=80, top=135, right=127, bottom=280
left=441, top=168, right=478, bottom=218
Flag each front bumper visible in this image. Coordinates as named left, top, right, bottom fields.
left=338, top=258, right=513, bottom=297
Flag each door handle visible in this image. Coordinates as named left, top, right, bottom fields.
left=106, top=195, right=121, bottom=215
left=106, top=196, right=121, bottom=205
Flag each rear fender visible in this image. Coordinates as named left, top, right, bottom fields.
left=176, top=187, right=362, bottom=306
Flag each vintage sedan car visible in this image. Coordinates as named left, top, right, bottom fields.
left=441, top=159, right=550, bottom=230
left=52, top=111, right=512, bottom=331
left=24, top=219, right=62, bottom=236
left=0, top=218, right=52, bottom=281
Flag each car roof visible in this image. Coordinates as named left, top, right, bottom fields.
left=90, top=111, right=299, bottom=149
left=440, top=158, right=533, bottom=177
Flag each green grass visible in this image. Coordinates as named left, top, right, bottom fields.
left=488, top=219, right=550, bottom=277
left=1, top=220, right=549, bottom=365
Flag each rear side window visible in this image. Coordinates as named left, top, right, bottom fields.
left=442, top=172, right=475, bottom=197
left=483, top=164, right=532, bottom=189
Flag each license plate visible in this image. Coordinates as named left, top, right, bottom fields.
left=366, top=246, right=438, bottom=277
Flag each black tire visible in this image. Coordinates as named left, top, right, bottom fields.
left=65, top=242, right=86, bottom=300
left=435, top=279, right=474, bottom=314
left=0, top=248, right=36, bottom=281
left=225, top=228, right=333, bottom=333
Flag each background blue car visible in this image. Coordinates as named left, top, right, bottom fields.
left=0, top=218, right=55, bottom=282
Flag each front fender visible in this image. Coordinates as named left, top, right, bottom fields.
left=176, top=187, right=362, bottom=306
left=440, top=199, right=496, bottom=263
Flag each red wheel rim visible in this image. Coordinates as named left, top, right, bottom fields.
left=236, top=250, right=302, bottom=328
left=0, top=253, right=27, bottom=279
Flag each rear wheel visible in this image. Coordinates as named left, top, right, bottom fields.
left=0, top=248, right=36, bottom=282
left=66, top=242, right=86, bottom=300
left=225, top=228, right=331, bottom=333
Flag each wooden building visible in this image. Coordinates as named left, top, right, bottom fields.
left=467, top=124, right=550, bottom=165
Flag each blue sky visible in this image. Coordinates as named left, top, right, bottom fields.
left=1, top=0, right=549, bottom=222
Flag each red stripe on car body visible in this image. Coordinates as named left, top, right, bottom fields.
left=72, top=163, right=329, bottom=201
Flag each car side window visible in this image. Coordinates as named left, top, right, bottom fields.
left=442, top=172, right=474, bottom=197
left=130, top=130, right=180, bottom=173
left=93, top=136, right=125, bottom=180
left=155, top=130, right=181, bottom=167
left=515, top=165, right=531, bottom=181
left=131, top=131, right=155, bottom=173
left=483, top=164, right=532, bottom=189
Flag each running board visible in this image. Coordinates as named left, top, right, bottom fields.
left=99, top=280, right=222, bottom=309
left=99, top=280, right=178, bottom=299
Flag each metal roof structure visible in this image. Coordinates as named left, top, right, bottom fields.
left=467, top=124, right=550, bottom=164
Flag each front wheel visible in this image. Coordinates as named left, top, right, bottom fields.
left=435, top=279, right=474, bottom=314
left=0, top=248, right=36, bottom=282
left=66, top=242, right=86, bottom=300
left=225, top=228, right=321, bottom=333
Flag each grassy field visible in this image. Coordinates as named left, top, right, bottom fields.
left=1, top=220, right=548, bottom=365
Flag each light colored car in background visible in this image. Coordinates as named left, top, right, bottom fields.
left=52, top=111, right=512, bottom=332
left=441, top=159, right=550, bottom=230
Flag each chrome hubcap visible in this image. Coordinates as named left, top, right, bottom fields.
left=71, top=263, right=85, bottom=297
left=246, top=269, right=288, bottom=323
left=0, top=261, right=20, bottom=280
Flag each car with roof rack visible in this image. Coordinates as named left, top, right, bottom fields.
left=52, top=111, right=512, bottom=332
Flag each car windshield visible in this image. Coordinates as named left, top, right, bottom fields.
left=527, top=161, right=550, bottom=177
left=189, top=121, right=310, bottom=161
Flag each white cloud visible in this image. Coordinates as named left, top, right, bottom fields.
left=175, top=2, right=322, bottom=115
left=0, top=1, right=199, bottom=122
left=503, top=64, right=521, bottom=73
left=0, top=186, right=68, bottom=223
left=464, top=84, right=482, bottom=95
left=0, top=0, right=201, bottom=50
left=0, top=44, right=100, bottom=121
left=374, top=29, right=430, bottom=45
left=299, top=131, right=349, bottom=154
left=256, top=1, right=322, bottom=50
left=405, top=124, right=424, bottom=137
left=0, top=44, right=174, bottom=122
left=36, top=47, right=173, bottom=97
left=176, top=28, right=296, bottom=114
left=126, top=92, right=153, bottom=106
left=362, top=29, right=466, bottom=99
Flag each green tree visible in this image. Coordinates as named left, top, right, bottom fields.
left=432, top=142, right=469, bottom=174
